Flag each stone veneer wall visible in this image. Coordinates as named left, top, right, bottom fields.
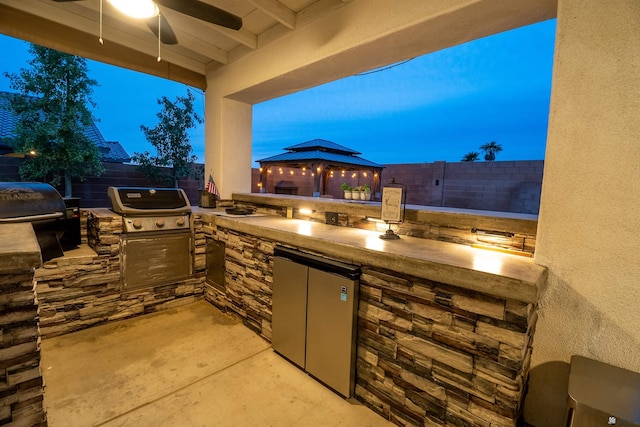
left=356, top=267, right=535, bottom=427
left=35, top=211, right=207, bottom=338
left=204, top=225, right=274, bottom=341
left=202, top=225, right=536, bottom=426
left=0, top=255, right=47, bottom=425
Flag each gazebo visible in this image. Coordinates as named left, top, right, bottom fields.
left=256, top=139, right=384, bottom=197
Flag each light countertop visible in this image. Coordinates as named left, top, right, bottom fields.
left=0, top=223, right=42, bottom=272
left=197, top=208, right=546, bottom=304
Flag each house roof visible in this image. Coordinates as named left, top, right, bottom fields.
left=0, top=91, right=131, bottom=163
left=257, top=138, right=383, bottom=170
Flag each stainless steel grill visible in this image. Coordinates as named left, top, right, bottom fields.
left=107, top=187, right=193, bottom=290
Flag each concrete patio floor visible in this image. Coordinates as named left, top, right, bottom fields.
left=40, top=299, right=392, bottom=427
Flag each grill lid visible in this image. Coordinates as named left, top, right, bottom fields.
left=0, top=182, right=66, bottom=262
left=0, top=182, right=66, bottom=220
left=108, top=187, right=191, bottom=215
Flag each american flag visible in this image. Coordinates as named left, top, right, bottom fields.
left=206, top=174, right=220, bottom=198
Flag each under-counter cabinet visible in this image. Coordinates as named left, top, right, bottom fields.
left=271, top=246, right=360, bottom=398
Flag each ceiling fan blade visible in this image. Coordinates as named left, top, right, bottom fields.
left=145, top=14, right=178, bottom=45
left=154, top=0, right=242, bottom=30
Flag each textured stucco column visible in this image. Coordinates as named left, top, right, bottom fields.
left=204, top=92, right=253, bottom=199
left=527, top=0, right=640, bottom=425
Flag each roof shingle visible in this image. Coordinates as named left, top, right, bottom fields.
left=0, top=91, right=131, bottom=163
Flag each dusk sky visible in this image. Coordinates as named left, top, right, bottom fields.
left=0, top=18, right=556, bottom=166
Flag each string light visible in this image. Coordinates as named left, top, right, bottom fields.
left=259, top=166, right=379, bottom=194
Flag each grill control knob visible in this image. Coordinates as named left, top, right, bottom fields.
left=176, top=217, right=186, bottom=227
left=155, top=218, right=165, bottom=228
left=132, top=219, right=142, bottom=229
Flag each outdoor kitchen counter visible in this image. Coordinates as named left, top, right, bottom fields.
left=0, top=223, right=42, bottom=272
left=196, top=208, right=546, bottom=304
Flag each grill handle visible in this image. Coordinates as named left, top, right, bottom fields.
left=0, top=212, right=64, bottom=223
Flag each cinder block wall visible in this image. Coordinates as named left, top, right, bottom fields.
left=251, top=160, right=544, bottom=214
left=384, top=161, right=544, bottom=214
left=2, top=157, right=542, bottom=214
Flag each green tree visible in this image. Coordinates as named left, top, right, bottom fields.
left=132, top=90, right=202, bottom=187
left=4, top=44, right=104, bottom=196
left=461, top=151, right=480, bottom=162
left=479, top=141, right=503, bottom=161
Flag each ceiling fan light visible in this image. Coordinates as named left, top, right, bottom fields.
left=107, top=0, right=159, bottom=19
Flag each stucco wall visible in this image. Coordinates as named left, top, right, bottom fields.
left=527, top=0, right=640, bottom=425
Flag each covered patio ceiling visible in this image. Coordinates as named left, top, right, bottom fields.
left=0, top=0, right=558, bottom=97
left=0, top=0, right=354, bottom=90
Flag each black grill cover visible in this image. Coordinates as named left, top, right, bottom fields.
left=0, top=182, right=66, bottom=261
left=108, top=187, right=191, bottom=214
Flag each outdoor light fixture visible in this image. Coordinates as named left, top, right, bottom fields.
left=107, top=0, right=159, bottom=18
left=100, top=0, right=163, bottom=61
left=471, top=228, right=515, bottom=238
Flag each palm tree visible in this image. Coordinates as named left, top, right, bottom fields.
left=461, top=151, right=480, bottom=162
left=479, top=141, right=502, bottom=161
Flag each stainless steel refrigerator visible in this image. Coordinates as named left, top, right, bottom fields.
left=271, top=246, right=360, bottom=398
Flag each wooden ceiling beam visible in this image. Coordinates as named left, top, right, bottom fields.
left=249, top=0, right=296, bottom=30
left=211, top=25, right=258, bottom=49
left=0, top=4, right=206, bottom=90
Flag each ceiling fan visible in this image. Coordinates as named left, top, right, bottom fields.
left=53, top=0, right=243, bottom=45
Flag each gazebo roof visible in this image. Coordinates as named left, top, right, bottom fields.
left=257, top=138, right=383, bottom=170
left=283, top=138, right=361, bottom=155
